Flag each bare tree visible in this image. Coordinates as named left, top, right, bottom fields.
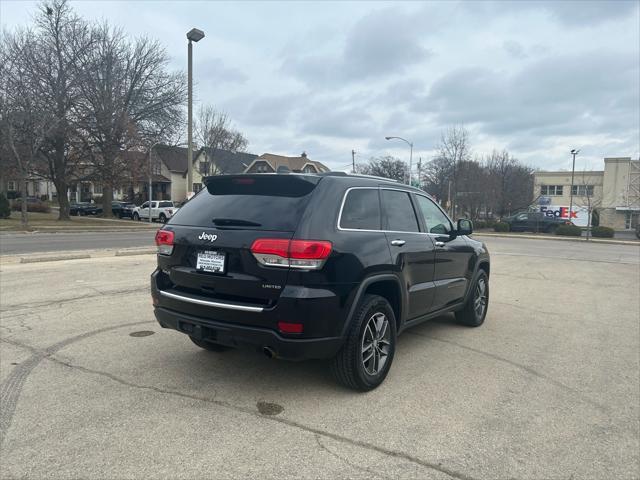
left=485, top=150, right=533, bottom=219
left=195, top=106, right=248, bottom=175
left=0, top=29, right=57, bottom=228
left=574, top=171, right=601, bottom=240
left=19, top=0, right=94, bottom=220
left=422, top=156, right=454, bottom=208
left=73, top=23, right=185, bottom=216
left=437, top=125, right=470, bottom=217
left=455, top=158, right=487, bottom=221
left=357, top=156, right=407, bottom=182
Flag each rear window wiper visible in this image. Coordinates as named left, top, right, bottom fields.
left=212, top=218, right=262, bottom=227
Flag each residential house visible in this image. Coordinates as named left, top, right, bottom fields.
left=1, top=145, right=332, bottom=205
left=244, top=152, right=329, bottom=174
left=193, top=148, right=258, bottom=192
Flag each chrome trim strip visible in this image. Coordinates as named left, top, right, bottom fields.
left=159, top=290, right=264, bottom=312
left=336, top=186, right=453, bottom=235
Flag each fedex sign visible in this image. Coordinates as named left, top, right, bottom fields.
left=538, top=205, right=589, bottom=227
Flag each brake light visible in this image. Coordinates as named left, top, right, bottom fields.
left=250, top=238, right=332, bottom=269
left=155, top=229, right=175, bottom=256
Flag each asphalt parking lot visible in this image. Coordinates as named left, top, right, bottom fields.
left=1, top=237, right=638, bottom=479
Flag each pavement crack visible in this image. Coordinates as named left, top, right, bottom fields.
left=314, top=434, right=394, bottom=480
left=0, top=320, right=154, bottom=449
left=406, top=331, right=608, bottom=412
left=0, top=287, right=149, bottom=313
left=37, top=354, right=479, bottom=480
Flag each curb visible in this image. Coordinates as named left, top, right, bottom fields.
left=0, top=227, right=156, bottom=234
left=2, top=247, right=156, bottom=265
left=20, top=253, right=91, bottom=264
left=474, top=232, right=639, bottom=246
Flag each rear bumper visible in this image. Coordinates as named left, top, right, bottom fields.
left=151, top=268, right=352, bottom=360
left=154, top=307, right=343, bottom=360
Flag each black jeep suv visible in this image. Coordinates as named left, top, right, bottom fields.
left=151, top=173, right=490, bottom=390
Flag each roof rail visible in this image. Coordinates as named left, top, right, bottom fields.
left=317, top=171, right=400, bottom=183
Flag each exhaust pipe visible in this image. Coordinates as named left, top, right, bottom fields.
left=263, top=346, right=276, bottom=359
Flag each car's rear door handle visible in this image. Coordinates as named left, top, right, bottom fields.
left=434, top=241, right=446, bottom=247
left=390, top=239, right=406, bottom=246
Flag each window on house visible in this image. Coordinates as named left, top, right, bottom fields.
left=152, top=160, right=161, bottom=175
left=199, top=161, right=209, bottom=175
left=256, top=163, right=270, bottom=173
left=7, top=181, right=16, bottom=191
left=193, top=183, right=202, bottom=193
left=571, top=185, right=594, bottom=196
left=94, top=183, right=103, bottom=194
left=541, top=185, right=563, bottom=196
left=33, top=181, right=40, bottom=194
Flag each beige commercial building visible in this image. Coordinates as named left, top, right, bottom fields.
left=533, top=157, right=639, bottom=230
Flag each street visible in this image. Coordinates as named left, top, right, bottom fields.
left=0, top=231, right=155, bottom=255
left=1, top=237, right=639, bottom=479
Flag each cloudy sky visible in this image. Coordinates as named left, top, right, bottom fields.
left=2, top=0, right=639, bottom=172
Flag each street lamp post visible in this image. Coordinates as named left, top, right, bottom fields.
left=186, top=28, right=205, bottom=199
left=569, top=148, right=580, bottom=225
left=385, top=136, right=413, bottom=185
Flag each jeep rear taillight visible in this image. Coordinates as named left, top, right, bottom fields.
left=155, top=229, right=175, bottom=256
left=250, top=239, right=332, bottom=270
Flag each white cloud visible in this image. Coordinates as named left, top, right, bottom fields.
left=0, top=0, right=638, bottom=171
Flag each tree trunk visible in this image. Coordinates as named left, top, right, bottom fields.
left=20, top=177, right=28, bottom=229
left=102, top=181, right=114, bottom=218
left=55, top=178, right=70, bottom=220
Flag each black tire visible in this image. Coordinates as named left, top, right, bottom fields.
left=455, top=270, right=489, bottom=327
left=132, top=212, right=139, bottom=221
left=330, top=294, right=397, bottom=391
left=189, top=336, right=230, bottom=352
left=159, top=213, right=167, bottom=223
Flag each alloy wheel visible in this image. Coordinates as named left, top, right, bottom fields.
left=361, top=312, right=391, bottom=376
left=474, top=277, right=487, bottom=318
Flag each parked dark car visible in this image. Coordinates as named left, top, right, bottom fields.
left=151, top=173, right=490, bottom=391
left=504, top=211, right=573, bottom=233
left=69, top=202, right=101, bottom=216
left=112, top=201, right=136, bottom=218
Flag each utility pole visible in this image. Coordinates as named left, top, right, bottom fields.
left=569, top=149, right=580, bottom=225
left=351, top=149, right=356, bottom=173
left=186, top=28, right=204, bottom=199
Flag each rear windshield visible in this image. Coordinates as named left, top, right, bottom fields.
left=169, top=175, right=321, bottom=231
left=159, top=201, right=173, bottom=207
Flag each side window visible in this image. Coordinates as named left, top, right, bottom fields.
left=381, top=190, right=420, bottom=232
left=516, top=213, right=527, bottom=221
left=415, top=195, right=452, bottom=234
left=340, top=189, right=381, bottom=230
left=141, top=202, right=149, bottom=209
left=159, top=201, right=172, bottom=208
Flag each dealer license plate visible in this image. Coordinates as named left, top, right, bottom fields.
left=196, top=250, right=226, bottom=273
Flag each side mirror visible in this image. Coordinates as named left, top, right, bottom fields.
left=457, top=218, right=473, bottom=236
